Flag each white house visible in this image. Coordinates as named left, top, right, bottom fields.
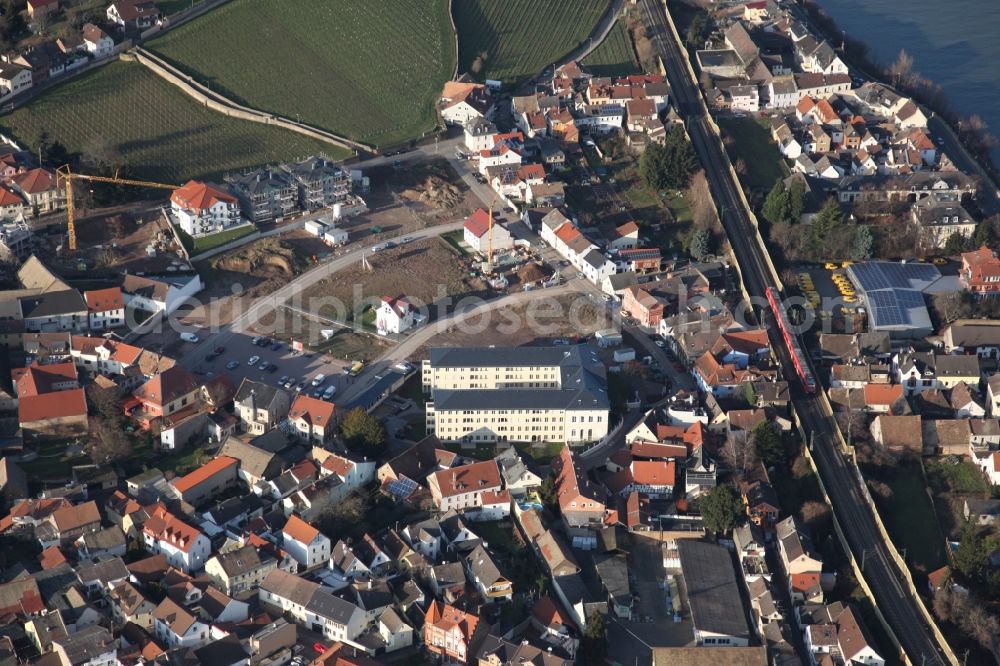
left=0, top=63, right=32, bottom=98
left=121, top=273, right=204, bottom=316
left=282, top=514, right=331, bottom=570
left=303, top=588, right=368, bottom=644
left=464, top=118, right=498, bottom=153
left=170, top=180, right=243, bottom=237
left=463, top=208, right=513, bottom=254
left=142, top=505, right=211, bottom=573
left=440, top=79, right=494, bottom=128
left=84, top=287, right=125, bottom=330
left=153, top=598, right=210, bottom=649
left=376, top=294, right=418, bottom=335
left=729, top=85, right=760, bottom=112
left=478, top=145, right=522, bottom=174
left=82, top=23, right=114, bottom=58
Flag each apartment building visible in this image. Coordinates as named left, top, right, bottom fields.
left=423, top=346, right=610, bottom=444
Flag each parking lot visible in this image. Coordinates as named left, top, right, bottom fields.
left=182, top=329, right=353, bottom=400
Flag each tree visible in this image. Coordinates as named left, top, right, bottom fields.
left=639, top=125, right=698, bottom=192
left=700, top=484, right=743, bottom=534
left=889, top=49, right=914, bottom=89
left=762, top=179, right=791, bottom=226
left=685, top=12, right=707, bottom=48
left=787, top=178, right=806, bottom=222
left=89, top=417, right=131, bottom=464
left=86, top=383, right=121, bottom=424
left=851, top=224, right=874, bottom=261
left=581, top=612, right=608, bottom=666
left=809, top=198, right=844, bottom=258
left=340, top=407, right=387, bottom=454
left=539, top=473, right=558, bottom=513
left=752, top=421, right=784, bottom=467
left=944, top=231, right=968, bottom=256
left=721, top=435, right=757, bottom=479
left=953, top=521, right=990, bottom=584
left=688, top=226, right=711, bottom=261
left=974, top=217, right=997, bottom=247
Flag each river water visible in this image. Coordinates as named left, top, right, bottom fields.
left=816, top=0, right=1000, bottom=169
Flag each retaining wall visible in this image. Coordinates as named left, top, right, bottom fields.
left=132, top=47, right=371, bottom=155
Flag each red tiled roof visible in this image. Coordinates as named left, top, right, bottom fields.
left=790, top=571, right=821, bottom=593
left=431, top=460, right=501, bottom=498
left=425, top=600, right=479, bottom=642
left=0, top=184, right=22, bottom=206
left=13, top=168, right=55, bottom=195
left=553, top=223, right=581, bottom=244
left=321, top=454, right=354, bottom=479
left=289, top=395, right=335, bottom=428
left=464, top=209, right=492, bottom=238
left=142, top=505, right=203, bottom=553
left=170, top=180, right=235, bottom=211
left=631, top=460, right=675, bottom=486
left=531, top=595, right=566, bottom=628
left=133, top=366, right=200, bottom=408
left=51, top=500, right=100, bottom=533
left=84, top=287, right=124, bottom=313
left=14, top=361, right=78, bottom=397
left=863, top=383, right=903, bottom=406
left=19, top=388, right=86, bottom=423
left=283, top=514, right=320, bottom=545
left=39, top=545, right=67, bottom=569
left=171, top=456, right=237, bottom=494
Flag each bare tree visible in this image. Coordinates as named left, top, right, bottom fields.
left=89, top=417, right=131, bottom=464
left=720, top=435, right=758, bottom=479
left=889, top=49, right=914, bottom=89
left=688, top=170, right=720, bottom=233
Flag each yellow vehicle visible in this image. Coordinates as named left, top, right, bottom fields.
left=841, top=261, right=853, bottom=268
left=932, top=257, right=947, bottom=265
left=843, top=295, right=857, bottom=303
left=824, top=262, right=838, bottom=269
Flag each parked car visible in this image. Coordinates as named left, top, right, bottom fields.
left=258, top=360, right=271, bottom=371
left=248, top=355, right=260, bottom=366
left=295, top=381, right=307, bottom=393
left=283, top=379, right=295, bottom=389
left=654, top=339, right=665, bottom=348
left=371, top=244, right=383, bottom=253
left=277, top=375, right=289, bottom=387
left=270, top=342, right=282, bottom=351
left=226, top=361, right=239, bottom=370
left=323, top=385, right=337, bottom=400
left=180, top=332, right=199, bottom=343
left=311, top=373, right=326, bottom=387
left=214, top=346, right=225, bottom=355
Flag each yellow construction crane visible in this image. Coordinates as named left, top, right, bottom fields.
left=56, top=165, right=178, bottom=251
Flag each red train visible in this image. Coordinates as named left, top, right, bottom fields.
left=766, top=287, right=816, bottom=394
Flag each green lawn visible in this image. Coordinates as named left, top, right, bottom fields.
left=716, top=117, right=787, bottom=191
left=582, top=20, right=640, bottom=77
left=925, top=459, right=991, bottom=496
left=514, top=441, right=564, bottom=464
left=871, top=462, right=948, bottom=575
left=176, top=223, right=257, bottom=254
left=148, top=0, right=455, bottom=148
left=442, top=230, right=471, bottom=256
left=0, top=61, right=343, bottom=183
left=453, top=0, right=611, bottom=83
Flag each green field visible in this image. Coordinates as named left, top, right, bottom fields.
left=148, top=0, right=455, bottom=148
left=0, top=61, right=343, bottom=183
left=582, top=20, right=641, bottom=77
left=717, top=116, right=788, bottom=191
left=454, top=0, right=611, bottom=83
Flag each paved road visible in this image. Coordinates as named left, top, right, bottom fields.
left=928, top=114, right=999, bottom=216
left=639, top=0, right=948, bottom=663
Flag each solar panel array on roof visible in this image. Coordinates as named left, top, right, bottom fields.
left=388, top=477, right=417, bottom=499
left=847, top=261, right=938, bottom=336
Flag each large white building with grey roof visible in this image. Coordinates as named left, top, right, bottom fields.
left=422, top=346, right=610, bottom=444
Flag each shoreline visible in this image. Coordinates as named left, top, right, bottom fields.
left=801, top=0, right=1000, bottom=187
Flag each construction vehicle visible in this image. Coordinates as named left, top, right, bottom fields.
left=349, top=360, right=365, bottom=377
left=55, top=165, right=178, bottom=252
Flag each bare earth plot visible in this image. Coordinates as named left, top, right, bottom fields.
left=0, top=61, right=342, bottom=182
left=295, top=238, right=490, bottom=322
left=148, top=0, right=456, bottom=148
left=454, top=0, right=611, bottom=83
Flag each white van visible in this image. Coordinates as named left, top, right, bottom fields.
left=180, top=332, right=199, bottom=343
left=311, top=373, right=326, bottom=387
